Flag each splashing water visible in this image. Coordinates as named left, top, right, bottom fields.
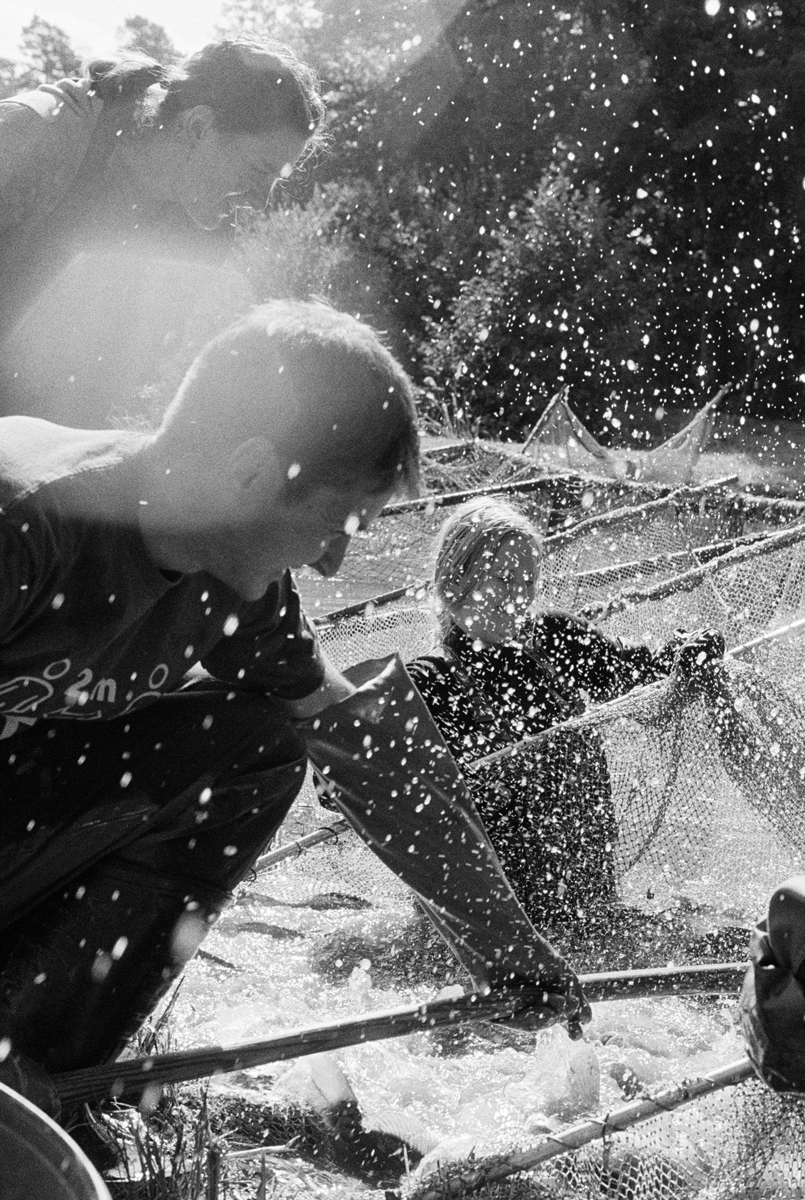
left=167, top=856, right=743, bottom=1177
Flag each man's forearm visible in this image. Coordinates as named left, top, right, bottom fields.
left=284, top=651, right=356, bottom=720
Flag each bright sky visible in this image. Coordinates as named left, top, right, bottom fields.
left=0, top=1, right=229, bottom=62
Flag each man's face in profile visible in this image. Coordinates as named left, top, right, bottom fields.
left=200, top=479, right=393, bottom=601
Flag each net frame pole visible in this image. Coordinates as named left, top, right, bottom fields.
left=381, top=474, right=580, bottom=517
left=568, top=528, right=773, bottom=594
left=729, top=615, right=805, bottom=662
left=520, top=386, right=568, bottom=453
left=253, top=819, right=351, bottom=874
left=380, top=466, right=735, bottom=521
left=316, top=586, right=424, bottom=625
left=545, top=476, right=737, bottom=551
left=581, top=520, right=805, bottom=624
left=413, top=1058, right=756, bottom=1200
left=382, top=473, right=804, bottom=526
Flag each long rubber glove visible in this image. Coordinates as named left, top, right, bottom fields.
left=740, top=876, right=805, bottom=1094
left=298, top=655, right=590, bottom=1036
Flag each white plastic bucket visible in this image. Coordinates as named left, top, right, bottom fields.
left=0, top=1081, right=111, bottom=1200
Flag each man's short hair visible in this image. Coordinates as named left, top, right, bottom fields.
left=160, top=300, right=420, bottom=498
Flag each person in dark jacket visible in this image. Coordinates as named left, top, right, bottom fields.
left=407, top=497, right=692, bottom=927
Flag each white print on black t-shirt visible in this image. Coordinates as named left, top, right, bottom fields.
left=0, top=657, right=173, bottom=736
left=65, top=667, right=117, bottom=707
left=0, top=657, right=72, bottom=714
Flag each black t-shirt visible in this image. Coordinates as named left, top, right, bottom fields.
left=0, top=417, right=325, bottom=738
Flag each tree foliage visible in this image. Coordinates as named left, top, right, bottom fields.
left=592, top=0, right=805, bottom=411
left=0, top=16, right=81, bottom=98
left=0, top=58, right=30, bottom=100
left=419, top=168, right=661, bottom=437
left=117, top=17, right=181, bottom=64
left=233, top=182, right=397, bottom=337
left=3, top=1, right=805, bottom=430
left=19, top=16, right=81, bottom=82
left=213, top=0, right=805, bottom=425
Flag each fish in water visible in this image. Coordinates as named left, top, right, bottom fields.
left=301, top=892, right=373, bottom=911
left=272, top=1053, right=438, bottom=1184
left=225, top=920, right=304, bottom=939
left=236, top=888, right=372, bottom=911
left=504, top=1033, right=601, bottom=1122
left=196, top=948, right=239, bottom=970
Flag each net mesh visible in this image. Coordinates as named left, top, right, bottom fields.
left=297, top=447, right=805, bottom=621
left=289, top=519, right=805, bottom=909
left=544, top=1076, right=805, bottom=1200
left=272, top=652, right=805, bottom=1199
left=269, top=472, right=805, bottom=1200
left=592, top=525, right=805, bottom=653
left=467, top=658, right=805, bottom=919
left=541, top=498, right=706, bottom=613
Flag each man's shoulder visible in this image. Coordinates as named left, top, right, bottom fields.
left=0, top=418, right=141, bottom=506
left=0, top=80, right=103, bottom=232
left=0, top=79, right=101, bottom=126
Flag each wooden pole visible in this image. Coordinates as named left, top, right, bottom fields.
left=54, top=964, right=745, bottom=1106
left=729, top=615, right=805, bottom=662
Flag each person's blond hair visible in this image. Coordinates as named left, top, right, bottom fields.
left=432, top=497, right=541, bottom=633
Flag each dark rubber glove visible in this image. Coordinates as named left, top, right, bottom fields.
left=673, top=628, right=726, bottom=696
left=740, top=876, right=805, bottom=1094
left=484, top=966, right=591, bottom=1038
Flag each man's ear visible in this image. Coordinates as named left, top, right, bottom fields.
left=226, top=437, right=284, bottom=504
left=178, top=104, right=217, bottom=147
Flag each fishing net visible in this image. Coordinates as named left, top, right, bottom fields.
left=269, top=469, right=805, bottom=1200
left=521, top=389, right=724, bottom=488
left=281, top=627, right=805, bottom=919
left=521, top=389, right=621, bottom=478
left=307, top=499, right=805, bottom=683
left=297, top=432, right=804, bottom=618
left=263, top=644, right=805, bottom=1200
left=540, top=490, right=722, bottom=613
left=421, top=440, right=547, bottom=494
left=317, top=602, right=438, bottom=670
left=396, top=1066, right=805, bottom=1200
left=288, top=519, right=805, bottom=908
left=535, top=1073, right=805, bottom=1200
left=269, top=647, right=805, bottom=1200
left=474, top=656, right=805, bottom=918
left=297, top=454, right=804, bottom=623
left=282, top=642, right=805, bottom=915
left=590, top=523, right=805, bottom=655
